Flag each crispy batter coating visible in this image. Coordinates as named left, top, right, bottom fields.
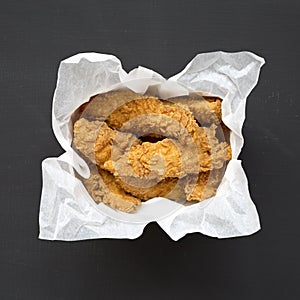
left=185, top=168, right=225, bottom=201
left=107, top=124, right=230, bottom=178
left=102, top=124, right=231, bottom=183
left=92, top=122, right=116, bottom=166
left=115, top=176, right=187, bottom=201
left=128, top=139, right=182, bottom=177
left=166, top=177, right=187, bottom=201
left=72, top=89, right=232, bottom=212
left=73, top=118, right=103, bottom=163
left=169, top=94, right=222, bottom=125
left=106, top=97, right=199, bottom=144
left=105, top=97, right=229, bottom=169
left=103, top=137, right=198, bottom=179
left=199, top=124, right=232, bottom=171
left=79, top=90, right=143, bottom=121
left=83, top=165, right=141, bottom=213
left=115, top=176, right=178, bottom=200
left=73, top=118, right=140, bottom=167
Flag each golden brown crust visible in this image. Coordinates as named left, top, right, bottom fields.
left=73, top=118, right=103, bottom=163
left=200, top=124, right=232, bottom=171
left=169, top=95, right=222, bottom=125
left=115, top=176, right=178, bottom=201
left=115, top=176, right=187, bottom=202
left=94, top=122, right=140, bottom=168
left=102, top=124, right=230, bottom=179
left=185, top=168, right=225, bottom=201
left=106, top=97, right=199, bottom=144
left=79, top=90, right=143, bottom=121
left=72, top=89, right=232, bottom=212
left=128, top=139, right=182, bottom=178
left=83, top=166, right=141, bottom=213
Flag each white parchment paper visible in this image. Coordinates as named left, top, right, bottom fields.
left=39, top=51, right=265, bottom=241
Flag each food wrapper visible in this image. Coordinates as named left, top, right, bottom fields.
left=39, top=51, right=265, bottom=241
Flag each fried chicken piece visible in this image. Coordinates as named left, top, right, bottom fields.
left=82, top=165, right=141, bottom=213
left=195, top=124, right=232, bottom=171
left=92, top=121, right=116, bottom=167
left=96, top=131, right=141, bottom=176
left=102, top=157, right=161, bottom=180
left=106, top=97, right=229, bottom=168
left=113, top=113, right=195, bottom=146
left=73, top=118, right=103, bottom=163
left=93, top=121, right=140, bottom=168
left=103, top=124, right=231, bottom=180
left=115, top=176, right=187, bottom=202
left=73, top=118, right=140, bottom=166
left=102, top=96, right=225, bottom=178
left=115, top=176, right=177, bottom=200
left=169, top=94, right=222, bottom=125
left=103, top=137, right=197, bottom=179
left=129, top=138, right=202, bottom=177
left=106, top=97, right=199, bottom=145
left=166, top=177, right=187, bottom=202
left=75, top=92, right=231, bottom=211
left=128, top=139, right=182, bottom=177
left=79, top=89, right=143, bottom=121
left=203, top=96, right=223, bottom=102
left=185, top=168, right=225, bottom=201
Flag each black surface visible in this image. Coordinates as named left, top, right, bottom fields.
left=1, top=0, right=299, bottom=299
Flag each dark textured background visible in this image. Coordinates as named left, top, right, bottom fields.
left=1, top=0, right=299, bottom=299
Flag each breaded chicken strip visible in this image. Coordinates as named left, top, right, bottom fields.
left=169, top=94, right=222, bottom=125
left=115, top=176, right=178, bottom=200
left=106, top=97, right=229, bottom=170
left=73, top=118, right=139, bottom=166
left=185, top=168, right=225, bottom=201
left=79, top=89, right=143, bottom=121
left=195, top=124, right=232, bottom=171
left=115, top=176, right=187, bottom=202
left=74, top=92, right=232, bottom=210
left=103, top=124, right=231, bottom=180
left=73, top=118, right=103, bottom=163
left=128, top=137, right=211, bottom=177
left=82, top=165, right=141, bottom=213
left=128, top=139, right=184, bottom=177
left=106, top=97, right=199, bottom=144
left=102, top=137, right=197, bottom=179
left=94, top=122, right=140, bottom=168
left=166, top=177, right=187, bottom=202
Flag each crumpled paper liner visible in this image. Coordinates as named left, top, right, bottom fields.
left=39, top=51, right=265, bottom=241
